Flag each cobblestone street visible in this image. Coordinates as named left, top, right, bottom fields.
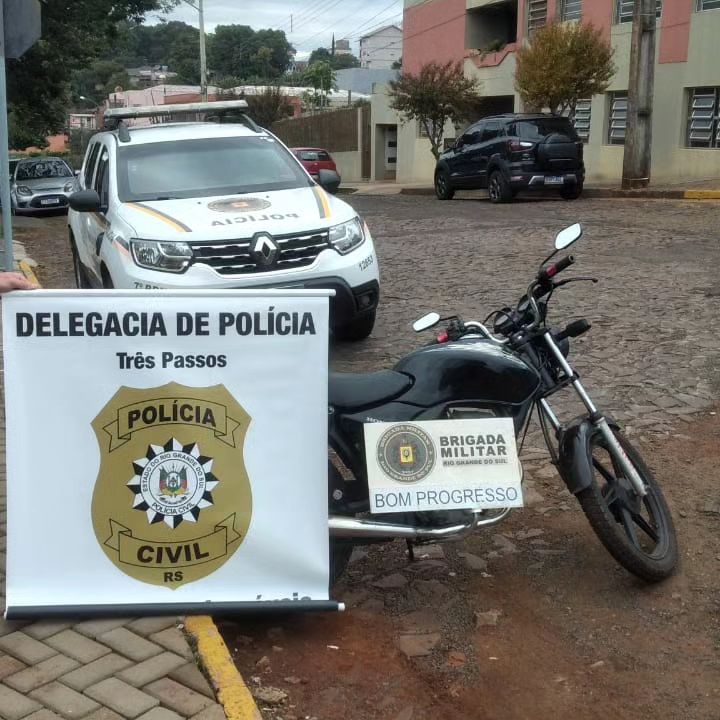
left=12, top=195, right=720, bottom=720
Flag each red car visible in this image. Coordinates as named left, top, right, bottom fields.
left=291, top=147, right=340, bottom=188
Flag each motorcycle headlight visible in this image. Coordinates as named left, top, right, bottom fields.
left=63, top=181, right=76, bottom=192
left=16, top=185, right=32, bottom=196
left=130, top=239, right=193, bottom=273
left=329, top=217, right=365, bottom=255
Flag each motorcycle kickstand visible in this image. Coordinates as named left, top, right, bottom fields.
left=406, top=540, right=415, bottom=562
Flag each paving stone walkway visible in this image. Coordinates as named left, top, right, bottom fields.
left=0, top=248, right=228, bottom=720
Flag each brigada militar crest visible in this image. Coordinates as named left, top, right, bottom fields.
left=91, top=383, right=252, bottom=589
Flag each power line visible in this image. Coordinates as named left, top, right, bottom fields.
left=344, top=0, right=402, bottom=39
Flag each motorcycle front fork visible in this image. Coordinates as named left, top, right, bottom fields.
left=538, top=332, right=648, bottom=497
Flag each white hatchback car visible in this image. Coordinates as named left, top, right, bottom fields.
left=68, top=102, right=380, bottom=340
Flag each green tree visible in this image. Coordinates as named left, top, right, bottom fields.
left=304, top=61, right=336, bottom=108
left=308, top=47, right=360, bottom=70
left=246, top=87, right=294, bottom=128
left=514, top=22, right=615, bottom=117
left=208, top=25, right=292, bottom=81
left=388, top=61, right=483, bottom=160
left=7, top=0, right=179, bottom=149
left=71, top=60, right=131, bottom=104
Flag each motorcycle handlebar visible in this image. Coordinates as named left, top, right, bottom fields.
left=538, top=255, right=575, bottom=283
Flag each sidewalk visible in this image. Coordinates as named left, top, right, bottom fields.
left=0, top=245, right=251, bottom=720
left=342, top=178, right=720, bottom=199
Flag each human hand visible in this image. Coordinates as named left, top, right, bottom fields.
left=0, top=272, right=38, bottom=293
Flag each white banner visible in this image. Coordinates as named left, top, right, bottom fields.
left=3, top=290, right=333, bottom=616
left=365, top=418, right=524, bottom=513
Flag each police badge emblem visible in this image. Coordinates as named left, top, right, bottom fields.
left=91, top=383, right=252, bottom=589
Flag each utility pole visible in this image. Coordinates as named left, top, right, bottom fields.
left=622, top=0, right=656, bottom=189
left=198, top=0, right=207, bottom=101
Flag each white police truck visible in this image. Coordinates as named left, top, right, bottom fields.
left=68, top=101, right=380, bottom=340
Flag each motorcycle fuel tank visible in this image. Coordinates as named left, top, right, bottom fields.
left=393, top=338, right=540, bottom=408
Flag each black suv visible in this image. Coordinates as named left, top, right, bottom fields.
left=434, top=114, right=584, bottom=203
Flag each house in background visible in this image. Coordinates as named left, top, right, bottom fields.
left=360, top=25, right=403, bottom=69
left=378, top=0, right=720, bottom=184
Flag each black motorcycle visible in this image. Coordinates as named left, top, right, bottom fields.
left=327, top=223, right=678, bottom=584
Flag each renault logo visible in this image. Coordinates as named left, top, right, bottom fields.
left=250, top=233, right=279, bottom=267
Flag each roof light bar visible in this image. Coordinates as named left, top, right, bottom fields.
left=104, top=99, right=249, bottom=123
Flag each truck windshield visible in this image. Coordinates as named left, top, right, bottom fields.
left=116, top=135, right=311, bottom=201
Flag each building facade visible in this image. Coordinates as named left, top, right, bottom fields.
left=360, top=25, right=403, bottom=69
left=390, top=0, right=720, bottom=183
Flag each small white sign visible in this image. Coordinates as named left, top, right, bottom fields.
left=364, top=418, right=524, bottom=513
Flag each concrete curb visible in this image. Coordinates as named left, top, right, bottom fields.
left=185, top=616, right=262, bottom=720
left=16, top=258, right=260, bottom=720
left=18, top=259, right=40, bottom=285
left=395, top=186, right=720, bottom=200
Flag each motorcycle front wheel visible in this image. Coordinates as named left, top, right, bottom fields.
left=576, top=429, right=678, bottom=582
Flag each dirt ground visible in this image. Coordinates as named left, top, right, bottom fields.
left=221, top=411, right=720, bottom=720
left=14, top=201, right=720, bottom=720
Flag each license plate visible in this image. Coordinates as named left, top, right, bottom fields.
left=40, top=198, right=60, bottom=205
left=364, top=418, right=524, bottom=513
left=545, top=176, right=564, bottom=185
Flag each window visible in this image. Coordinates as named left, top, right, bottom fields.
left=514, top=117, right=579, bottom=141
left=15, top=159, right=73, bottom=181
left=697, top=0, right=720, bottom=11
left=481, top=121, right=503, bottom=142
left=573, top=99, right=592, bottom=142
left=460, top=123, right=484, bottom=146
left=528, top=0, right=548, bottom=31
left=83, top=143, right=101, bottom=189
left=617, top=0, right=662, bottom=22
left=116, top=137, right=311, bottom=202
left=94, top=147, right=109, bottom=209
left=686, top=88, right=720, bottom=147
left=607, top=92, right=627, bottom=144
left=297, top=150, right=331, bottom=161
left=560, top=0, right=582, bottom=21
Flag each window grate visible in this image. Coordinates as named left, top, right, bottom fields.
left=608, top=92, right=627, bottom=145
left=697, top=0, right=720, bottom=11
left=617, top=0, right=662, bottom=22
left=687, top=88, right=720, bottom=148
left=528, top=0, right=548, bottom=31
left=561, top=0, right=582, bottom=21
left=573, top=99, right=592, bottom=142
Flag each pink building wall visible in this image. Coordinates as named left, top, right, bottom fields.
left=403, top=0, right=467, bottom=75
left=658, top=0, right=693, bottom=64
left=582, top=0, right=613, bottom=39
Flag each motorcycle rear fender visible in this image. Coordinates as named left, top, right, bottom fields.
left=557, top=415, right=620, bottom=495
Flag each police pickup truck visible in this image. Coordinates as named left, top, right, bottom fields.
left=67, top=101, right=380, bottom=341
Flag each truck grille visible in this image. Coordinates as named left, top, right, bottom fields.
left=189, top=229, right=331, bottom=275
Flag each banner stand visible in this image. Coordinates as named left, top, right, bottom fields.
left=6, top=600, right=344, bottom=620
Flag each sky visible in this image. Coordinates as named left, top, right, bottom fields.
left=148, top=0, right=404, bottom=59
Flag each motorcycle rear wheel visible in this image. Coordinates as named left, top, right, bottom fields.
left=576, top=429, right=678, bottom=582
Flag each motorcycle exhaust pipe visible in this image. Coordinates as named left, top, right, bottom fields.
left=328, top=507, right=512, bottom=540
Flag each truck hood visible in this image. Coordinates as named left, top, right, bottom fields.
left=117, top=186, right=351, bottom=240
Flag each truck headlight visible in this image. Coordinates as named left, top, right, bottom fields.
left=130, top=239, right=193, bottom=273
left=16, top=185, right=32, bottom=196
left=329, top=217, right=365, bottom=255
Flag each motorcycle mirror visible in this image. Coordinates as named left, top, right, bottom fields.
left=555, top=223, right=583, bottom=250
left=413, top=312, right=441, bottom=332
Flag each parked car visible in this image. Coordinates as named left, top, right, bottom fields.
left=11, top=157, right=79, bottom=214
left=291, top=148, right=341, bottom=190
left=434, top=114, right=585, bottom=203
left=67, top=104, right=380, bottom=341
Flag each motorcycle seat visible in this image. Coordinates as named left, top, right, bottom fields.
left=329, top=370, right=412, bottom=410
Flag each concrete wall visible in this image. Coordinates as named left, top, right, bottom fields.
left=333, top=151, right=363, bottom=182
